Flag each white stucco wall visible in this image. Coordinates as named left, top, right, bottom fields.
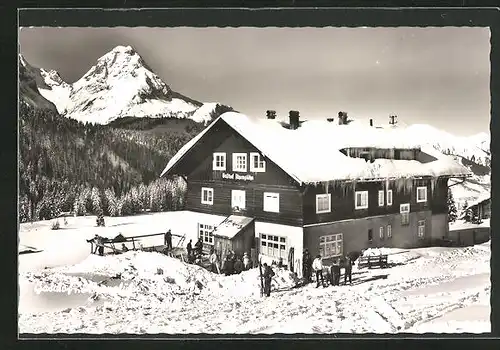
left=179, top=211, right=227, bottom=244
left=254, top=221, right=303, bottom=272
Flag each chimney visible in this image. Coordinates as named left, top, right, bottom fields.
left=289, top=110, right=300, bottom=130
left=338, top=111, right=348, bottom=125
left=327, top=118, right=334, bottom=122
left=370, top=119, right=373, bottom=127
left=266, top=110, right=276, bottom=120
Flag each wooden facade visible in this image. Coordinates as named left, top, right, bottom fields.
left=302, top=177, right=448, bottom=226
left=178, top=120, right=304, bottom=227
left=470, top=198, right=491, bottom=220
left=214, top=220, right=255, bottom=257
left=163, top=116, right=462, bottom=261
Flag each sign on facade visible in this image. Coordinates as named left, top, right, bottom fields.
left=222, top=172, right=255, bottom=181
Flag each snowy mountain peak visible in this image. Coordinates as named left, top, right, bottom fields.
left=82, top=45, right=153, bottom=82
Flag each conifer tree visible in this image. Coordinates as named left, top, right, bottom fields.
left=91, top=187, right=102, bottom=215
left=462, top=200, right=472, bottom=222
left=447, top=188, right=458, bottom=223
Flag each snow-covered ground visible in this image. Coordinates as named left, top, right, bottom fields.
left=18, top=212, right=491, bottom=334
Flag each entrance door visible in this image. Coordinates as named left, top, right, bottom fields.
left=231, top=190, right=246, bottom=210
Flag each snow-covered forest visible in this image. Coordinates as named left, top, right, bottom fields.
left=18, top=103, right=199, bottom=222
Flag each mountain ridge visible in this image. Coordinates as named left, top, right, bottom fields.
left=19, top=46, right=231, bottom=125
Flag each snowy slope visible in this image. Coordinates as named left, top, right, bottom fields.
left=20, top=46, right=226, bottom=125
left=190, top=102, right=223, bottom=124
left=381, top=123, right=490, bottom=207
left=18, top=212, right=491, bottom=334
left=37, top=68, right=72, bottom=115
left=400, top=124, right=490, bottom=167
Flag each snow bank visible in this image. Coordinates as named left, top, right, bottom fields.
left=22, top=250, right=300, bottom=313
left=208, top=267, right=300, bottom=298
left=361, top=247, right=422, bottom=265
left=450, top=218, right=490, bottom=231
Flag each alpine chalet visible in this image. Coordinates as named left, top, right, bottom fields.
left=160, top=111, right=471, bottom=268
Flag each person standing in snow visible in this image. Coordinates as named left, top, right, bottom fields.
left=344, top=255, right=353, bottom=285
left=87, top=234, right=100, bottom=254
left=262, top=263, right=275, bottom=297
left=233, top=255, right=243, bottom=274
left=288, top=247, right=295, bottom=273
left=164, top=229, right=173, bottom=251
left=223, top=255, right=234, bottom=276
left=312, top=255, right=325, bottom=288
left=209, top=248, right=219, bottom=273
left=186, top=239, right=193, bottom=258
left=277, top=257, right=284, bottom=269
left=121, top=243, right=129, bottom=253
left=302, top=249, right=312, bottom=283
left=195, top=238, right=203, bottom=258
left=330, top=258, right=341, bottom=286
left=243, top=252, right=251, bottom=270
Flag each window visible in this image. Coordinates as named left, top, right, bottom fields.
left=379, top=226, right=384, bottom=240
left=249, top=152, right=266, bottom=172
left=198, top=223, right=214, bottom=245
left=368, top=229, right=373, bottom=242
left=232, top=153, right=247, bottom=172
left=212, top=152, right=226, bottom=171
left=417, top=220, right=425, bottom=239
left=260, top=234, right=287, bottom=260
left=316, top=194, right=331, bottom=214
left=387, top=190, right=393, bottom=206
left=263, top=192, right=280, bottom=213
left=355, top=191, right=369, bottom=209
left=231, top=190, right=246, bottom=210
left=319, top=233, right=343, bottom=258
left=387, top=224, right=392, bottom=238
left=201, top=187, right=214, bottom=205
left=378, top=190, right=385, bottom=207
left=416, top=186, right=427, bottom=203
left=400, top=203, right=410, bottom=226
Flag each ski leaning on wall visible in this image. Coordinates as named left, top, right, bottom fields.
left=259, top=259, right=264, bottom=297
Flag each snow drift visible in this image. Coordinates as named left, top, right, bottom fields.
left=23, top=250, right=300, bottom=309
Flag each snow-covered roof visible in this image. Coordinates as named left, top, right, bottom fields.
left=161, top=112, right=472, bottom=185
left=468, top=193, right=490, bottom=208
left=211, top=215, right=254, bottom=240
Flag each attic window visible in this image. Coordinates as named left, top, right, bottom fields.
left=316, top=194, right=331, bottom=214
left=250, top=152, right=266, bottom=172
left=416, top=186, right=427, bottom=203
left=387, top=190, right=393, bottom=206
left=378, top=190, right=384, bottom=207
left=232, top=153, right=247, bottom=172
left=355, top=191, right=368, bottom=210
left=213, top=152, right=226, bottom=171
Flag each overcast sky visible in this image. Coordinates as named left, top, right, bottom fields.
left=19, top=27, right=490, bottom=136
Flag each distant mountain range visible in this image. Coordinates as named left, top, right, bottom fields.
left=19, top=45, right=232, bottom=125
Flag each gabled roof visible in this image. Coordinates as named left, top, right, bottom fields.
left=468, top=193, right=490, bottom=208
left=212, top=215, right=254, bottom=240
left=161, top=112, right=472, bottom=185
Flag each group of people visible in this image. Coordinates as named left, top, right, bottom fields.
left=302, top=249, right=353, bottom=288
left=220, top=251, right=253, bottom=275
left=185, top=238, right=204, bottom=263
